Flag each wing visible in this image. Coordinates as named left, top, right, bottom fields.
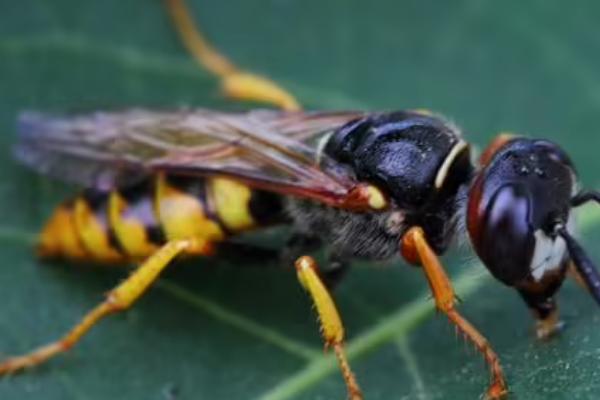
left=15, top=108, right=379, bottom=210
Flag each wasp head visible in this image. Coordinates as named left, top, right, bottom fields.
left=467, top=136, right=600, bottom=336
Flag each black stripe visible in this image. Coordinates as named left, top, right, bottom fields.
left=119, top=179, right=167, bottom=246
left=248, top=190, right=285, bottom=226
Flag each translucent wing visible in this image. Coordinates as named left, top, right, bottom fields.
left=15, top=108, right=376, bottom=209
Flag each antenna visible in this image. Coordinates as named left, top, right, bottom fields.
left=557, top=226, right=600, bottom=306
left=571, top=190, right=600, bottom=207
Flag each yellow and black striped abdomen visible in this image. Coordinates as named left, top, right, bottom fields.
left=37, top=174, right=284, bottom=263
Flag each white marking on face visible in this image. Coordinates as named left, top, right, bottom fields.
left=530, top=230, right=567, bottom=281
left=434, top=140, right=468, bottom=189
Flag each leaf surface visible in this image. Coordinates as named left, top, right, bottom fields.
left=1, top=1, right=600, bottom=399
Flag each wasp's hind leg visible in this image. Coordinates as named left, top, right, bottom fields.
left=0, top=238, right=212, bottom=374
left=294, top=255, right=363, bottom=400
left=164, top=0, right=300, bottom=111
left=401, top=227, right=507, bottom=399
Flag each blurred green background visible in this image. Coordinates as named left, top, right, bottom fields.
left=1, top=1, right=600, bottom=399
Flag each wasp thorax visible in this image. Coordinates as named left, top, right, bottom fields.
left=324, top=111, right=473, bottom=253
left=324, top=111, right=472, bottom=211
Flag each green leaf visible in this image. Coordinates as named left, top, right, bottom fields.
left=1, top=1, right=600, bottom=399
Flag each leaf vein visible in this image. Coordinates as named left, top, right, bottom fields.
left=155, top=280, right=320, bottom=361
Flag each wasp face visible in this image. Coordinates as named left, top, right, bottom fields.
left=324, top=111, right=473, bottom=253
left=468, top=138, right=576, bottom=285
left=467, top=137, right=579, bottom=328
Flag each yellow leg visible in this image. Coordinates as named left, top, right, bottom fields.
left=165, top=0, right=301, bottom=111
left=0, top=238, right=211, bottom=374
left=401, top=227, right=507, bottom=400
left=295, top=256, right=363, bottom=400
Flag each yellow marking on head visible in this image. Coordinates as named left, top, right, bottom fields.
left=365, top=185, right=388, bottom=210
left=156, top=175, right=224, bottom=251
left=73, top=198, right=122, bottom=262
left=209, top=178, right=256, bottom=231
left=434, top=140, right=469, bottom=189
left=108, top=192, right=157, bottom=259
left=38, top=206, right=88, bottom=259
left=295, top=256, right=344, bottom=344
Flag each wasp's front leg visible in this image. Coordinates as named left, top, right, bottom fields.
left=401, top=226, right=508, bottom=400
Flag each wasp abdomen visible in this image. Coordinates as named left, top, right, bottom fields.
left=38, top=174, right=283, bottom=262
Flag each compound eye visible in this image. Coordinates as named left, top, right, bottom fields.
left=476, top=184, right=535, bottom=285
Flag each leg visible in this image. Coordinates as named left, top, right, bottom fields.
left=295, top=256, right=362, bottom=400
left=164, top=0, right=301, bottom=111
left=401, top=227, right=507, bottom=400
left=0, top=238, right=211, bottom=374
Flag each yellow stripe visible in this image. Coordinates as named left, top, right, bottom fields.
left=108, top=191, right=157, bottom=259
left=38, top=205, right=88, bottom=259
left=155, top=174, right=224, bottom=254
left=209, top=177, right=256, bottom=231
left=73, top=197, right=122, bottom=262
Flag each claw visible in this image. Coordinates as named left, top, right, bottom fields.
left=485, top=380, right=509, bottom=400
left=535, top=317, right=565, bottom=340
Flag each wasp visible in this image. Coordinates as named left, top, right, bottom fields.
left=2, top=1, right=599, bottom=399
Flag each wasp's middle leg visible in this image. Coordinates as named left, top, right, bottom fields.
left=294, top=255, right=363, bottom=400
